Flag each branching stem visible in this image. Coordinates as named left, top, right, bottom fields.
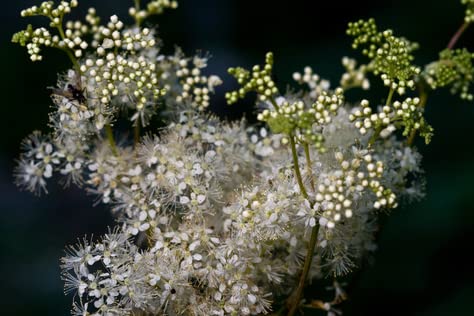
left=55, top=16, right=82, bottom=74
left=369, top=88, right=394, bottom=146
left=287, top=135, right=320, bottom=316
left=105, top=124, right=119, bottom=156
left=134, top=0, right=143, bottom=26
left=409, top=21, right=469, bottom=145
left=269, top=97, right=280, bottom=112
left=289, top=136, right=308, bottom=199
left=407, top=83, right=428, bottom=146
left=385, top=87, right=395, bottom=107
left=303, top=143, right=316, bottom=192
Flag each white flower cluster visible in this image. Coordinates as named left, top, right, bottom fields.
left=293, top=66, right=331, bottom=99
left=15, top=131, right=57, bottom=194
left=340, top=57, right=370, bottom=90
left=14, top=1, right=429, bottom=315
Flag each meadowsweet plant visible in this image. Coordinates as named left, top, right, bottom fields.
left=12, top=1, right=474, bottom=315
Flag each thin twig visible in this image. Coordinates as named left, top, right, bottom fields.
left=447, top=22, right=470, bottom=50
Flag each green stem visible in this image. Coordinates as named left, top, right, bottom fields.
left=105, top=124, right=119, bottom=156
left=289, top=136, right=308, bottom=199
left=62, top=48, right=81, bottom=74
left=303, top=143, right=315, bottom=192
left=385, top=87, right=395, bottom=107
left=368, top=88, right=395, bottom=146
left=406, top=127, right=416, bottom=147
left=368, top=126, right=382, bottom=147
left=134, top=0, right=143, bottom=26
left=447, top=22, right=470, bottom=50
left=269, top=97, right=280, bottom=112
left=407, top=83, right=428, bottom=146
left=55, top=16, right=81, bottom=74
left=287, top=136, right=321, bottom=316
left=287, top=224, right=320, bottom=316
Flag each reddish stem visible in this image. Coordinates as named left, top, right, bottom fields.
left=447, top=22, right=469, bottom=50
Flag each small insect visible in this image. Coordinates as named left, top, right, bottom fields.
left=49, top=71, right=86, bottom=104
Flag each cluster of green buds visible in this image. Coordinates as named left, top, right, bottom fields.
left=424, top=48, right=474, bottom=100
left=12, top=1, right=86, bottom=62
left=227, top=53, right=346, bottom=151
left=256, top=89, right=344, bottom=150
left=462, top=0, right=474, bottom=23
left=347, top=18, right=420, bottom=94
left=226, top=52, right=279, bottom=104
left=391, top=98, right=433, bottom=143
left=350, top=98, right=433, bottom=144
left=129, top=0, right=178, bottom=26
left=12, top=25, right=52, bottom=61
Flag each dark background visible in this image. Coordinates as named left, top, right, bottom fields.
left=1, top=0, right=473, bottom=315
